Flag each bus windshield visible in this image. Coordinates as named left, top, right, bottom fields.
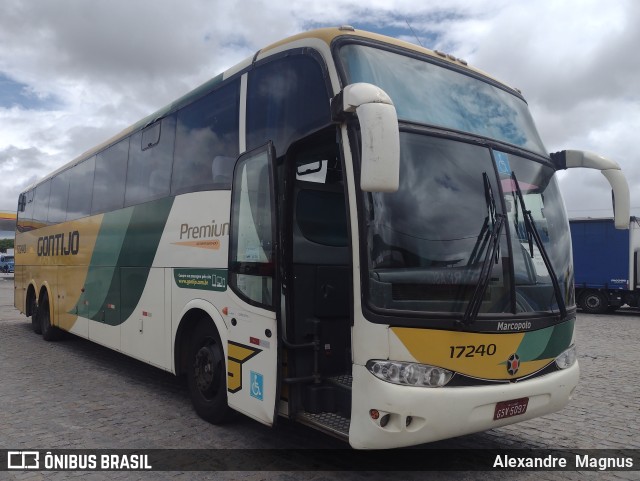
left=338, top=43, right=547, bottom=156
left=364, top=133, right=574, bottom=317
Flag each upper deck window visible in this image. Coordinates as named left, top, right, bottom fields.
left=338, top=44, right=547, bottom=156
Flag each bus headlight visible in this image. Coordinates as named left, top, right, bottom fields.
left=366, top=360, right=453, bottom=387
left=555, top=345, right=577, bottom=369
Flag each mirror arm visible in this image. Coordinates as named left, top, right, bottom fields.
left=551, top=150, right=630, bottom=229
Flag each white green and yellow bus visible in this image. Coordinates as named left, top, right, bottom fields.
left=14, top=26, right=630, bottom=449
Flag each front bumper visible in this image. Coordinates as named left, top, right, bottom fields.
left=349, top=361, right=579, bottom=449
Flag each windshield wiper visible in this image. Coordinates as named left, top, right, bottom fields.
left=462, top=174, right=505, bottom=325
left=511, top=172, right=568, bottom=319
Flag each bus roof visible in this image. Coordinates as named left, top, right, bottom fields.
left=24, top=26, right=517, bottom=192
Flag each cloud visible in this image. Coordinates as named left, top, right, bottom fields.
left=0, top=0, right=638, bottom=227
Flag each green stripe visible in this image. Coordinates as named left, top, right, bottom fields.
left=75, top=197, right=175, bottom=326
left=517, top=318, right=575, bottom=361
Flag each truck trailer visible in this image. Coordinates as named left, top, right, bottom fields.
left=570, top=217, right=640, bottom=313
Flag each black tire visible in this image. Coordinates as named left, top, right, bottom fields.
left=580, top=290, right=608, bottom=314
left=40, top=292, right=62, bottom=341
left=30, top=295, right=42, bottom=334
left=187, top=320, right=234, bottom=424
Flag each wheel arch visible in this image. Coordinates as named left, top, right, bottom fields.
left=174, top=300, right=228, bottom=377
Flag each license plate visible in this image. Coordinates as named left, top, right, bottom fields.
left=493, top=397, right=529, bottom=420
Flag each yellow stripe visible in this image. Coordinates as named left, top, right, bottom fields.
left=392, top=327, right=551, bottom=380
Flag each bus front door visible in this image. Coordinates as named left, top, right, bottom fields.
left=227, top=143, right=280, bottom=426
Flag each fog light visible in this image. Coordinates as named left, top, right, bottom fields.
left=406, top=416, right=413, bottom=428
left=555, top=345, right=577, bottom=369
left=379, top=414, right=390, bottom=428
left=369, top=409, right=380, bottom=420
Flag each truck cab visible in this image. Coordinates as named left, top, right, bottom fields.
left=0, top=254, right=14, bottom=273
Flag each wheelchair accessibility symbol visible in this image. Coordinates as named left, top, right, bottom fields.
left=250, top=371, right=263, bottom=401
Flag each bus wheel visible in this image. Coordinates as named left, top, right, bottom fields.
left=187, top=320, right=233, bottom=424
left=580, top=290, right=608, bottom=314
left=30, top=296, right=42, bottom=334
left=40, top=292, right=62, bottom=341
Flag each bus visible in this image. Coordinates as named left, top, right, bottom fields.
left=14, top=26, right=630, bottom=449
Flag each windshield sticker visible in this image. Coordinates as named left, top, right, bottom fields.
left=494, top=151, right=512, bottom=176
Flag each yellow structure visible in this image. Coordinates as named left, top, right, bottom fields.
left=0, top=211, right=16, bottom=233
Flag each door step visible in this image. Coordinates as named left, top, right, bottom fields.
left=297, top=411, right=350, bottom=439
left=327, top=374, right=352, bottom=389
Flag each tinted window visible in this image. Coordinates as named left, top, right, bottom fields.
left=66, top=156, right=96, bottom=220
left=141, top=122, right=161, bottom=151
left=93, top=138, right=129, bottom=214
left=48, top=170, right=70, bottom=223
left=296, top=190, right=348, bottom=247
left=32, top=180, right=51, bottom=226
left=229, top=146, right=275, bottom=307
left=247, top=55, right=330, bottom=156
left=172, top=81, right=239, bottom=193
left=125, top=115, right=176, bottom=206
left=18, top=189, right=35, bottom=229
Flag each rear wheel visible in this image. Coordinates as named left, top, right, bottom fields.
left=40, top=292, right=62, bottom=341
left=30, top=295, right=41, bottom=334
left=187, top=320, right=234, bottom=424
left=580, top=290, right=608, bottom=314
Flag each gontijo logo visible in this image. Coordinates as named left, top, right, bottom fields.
left=37, top=231, right=80, bottom=257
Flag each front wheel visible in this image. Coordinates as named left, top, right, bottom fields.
left=187, top=320, right=234, bottom=424
left=580, top=290, right=608, bottom=314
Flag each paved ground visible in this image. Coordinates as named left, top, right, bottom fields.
left=0, top=273, right=638, bottom=480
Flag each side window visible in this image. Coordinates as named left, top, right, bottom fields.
left=172, top=80, right=239, bottom=194
left=32, top=180, right=52, bottom=226
left=93, top=138, right=129, bottom=214
left=247, top=54, right=330, bottom=156
left=48, top=170, right=70, bottom=223
left=125, top=115, right=176, bottom=206
left=18, top=189, right=35, bottom=230
left=141, top=122, right=160, bottom=150
left=296, top=190, right=348, bottom=247
left=229, top=144, right=276, bottom=308
left=293, top=130, right=347, bottom=247
left=66, top=156, right=96, bottom=221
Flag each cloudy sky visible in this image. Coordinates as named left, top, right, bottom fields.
left=1, top=0, right=639, bottom=238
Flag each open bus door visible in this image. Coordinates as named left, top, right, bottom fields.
left=227, top=143, right=280, bottom=426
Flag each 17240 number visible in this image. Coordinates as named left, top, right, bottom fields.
left=449, top=344, right=497, bottom=358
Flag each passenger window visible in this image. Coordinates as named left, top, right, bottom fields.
left=125, top=116, right=176, bottom=206
left=32, top=180, right=51, bottom=226
left=93, top=138, right=129, bottom=214
left=66, top=156, right=96, bottom=220
left=247, top=54, right=330, bottom=156
left=48, top=170, right=70, bottom=223
left=172, top=80, right=239, bottom=194
left=141, top=122, right=161, bottom=151
left=18, top=190, right=35, bottom=229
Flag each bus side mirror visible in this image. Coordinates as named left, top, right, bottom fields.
left=332, top=83, right=400, bottom=192
left=550, top=150, right=630, bottom=230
